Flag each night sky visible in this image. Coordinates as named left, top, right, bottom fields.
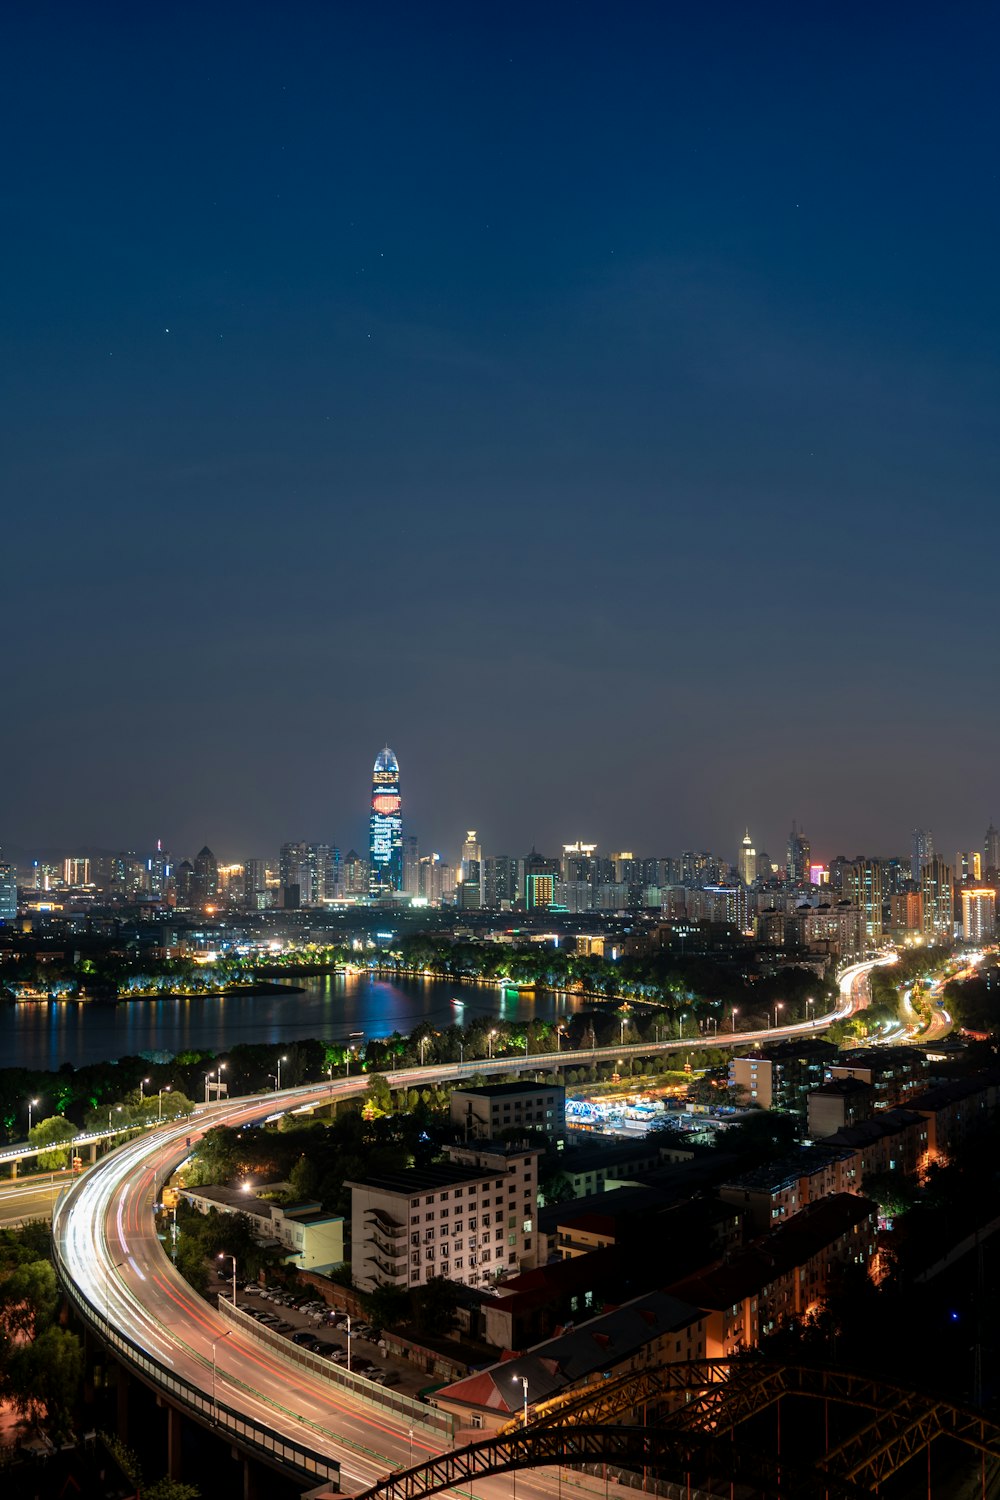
left=3, top=4, right=999, bottom=866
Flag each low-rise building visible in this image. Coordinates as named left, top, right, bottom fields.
left=449, top=1081, right=566, bottom=1145
left=907, top=1071, right=1000, bottom=1166
left=555, top=1138, right=667, bottom=1198
left=432, top=1290, right=707, bottom=1432
left=181, top=1185, right=344, bottom=1271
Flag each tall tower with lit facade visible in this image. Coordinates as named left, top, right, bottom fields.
left=738, top=829, right=756, bottom=886
left=369, top=747, right=403, bottom=897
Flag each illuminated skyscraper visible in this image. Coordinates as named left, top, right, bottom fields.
left=787, top=822, right=811, bottom=885
left=0, top=861, right=15, bottom=924
left=921, top=856, right=953, bottom=938
left=738, top=829, right=756, bottom=887
left=369, top=746, right=403, bottom=897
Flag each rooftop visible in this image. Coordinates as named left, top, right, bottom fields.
left=720, top=1144, right=855, bottom=1195
left=434, top=1290, right=704, bottom=1413
left=345, top=1163, right=505, bottom=1196
left=452, top=1081, right=566, bottom=1099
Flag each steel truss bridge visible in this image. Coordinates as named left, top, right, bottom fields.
left=353, top=1357, right=1000, bottom=1500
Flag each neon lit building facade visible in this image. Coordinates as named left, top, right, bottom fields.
left=369, top=746, right=403, bottom=897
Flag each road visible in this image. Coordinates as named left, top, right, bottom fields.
left=0, top=1172, right=68, bottom=1225
left=53, top=960, right=885, bottom=1494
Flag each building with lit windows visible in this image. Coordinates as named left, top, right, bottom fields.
left=845, top=860, right=883, bottom=945
left=347, top=1144, right=539, bottom=1293
left=921, top=856, right=954, bottom=938
left=787, top=823, right=811, bottom=884
left=0, top=863, right=16, bottom=924
left=369, top=746, right=403, bottom=897
left=912, top=828, right=934, bottom=884
left=961, top=888, right=996, bottom=943
left=738, top=830, right=756, bottom=887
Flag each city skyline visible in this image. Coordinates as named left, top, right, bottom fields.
left=3, top=6, right=1000, bottom=858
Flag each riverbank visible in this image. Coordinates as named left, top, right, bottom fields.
left=7, top=981, right=305, bottom=1005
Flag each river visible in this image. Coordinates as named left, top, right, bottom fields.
left=0, top=974, right=587, bottom=1070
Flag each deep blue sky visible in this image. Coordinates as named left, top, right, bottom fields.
left=3, top=3, right=999, bottom=866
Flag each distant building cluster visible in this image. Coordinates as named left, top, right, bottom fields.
left=2, top=752, right=998, bottom=963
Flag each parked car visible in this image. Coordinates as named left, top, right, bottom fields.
left=291, top=1330, right=316, bottom=1346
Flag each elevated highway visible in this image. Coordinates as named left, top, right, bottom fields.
left=52, top=959, right=885, bottom=1490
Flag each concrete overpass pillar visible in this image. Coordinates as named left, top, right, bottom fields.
left=88, top=1142, right=98, bottom=1163
left=166, top=1403, right=183, bottom=1480
left=242, top=1454, right=265, bottom=1500
left=10, top=1159, right=16, bottom=1180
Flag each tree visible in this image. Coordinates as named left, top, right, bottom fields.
left=28, top=1115, right=78, bottom=1170
left=361, top=1282, right=411, bottom=1330
left=289, top=1155, right=320, bottom=1201
left=144, top=1481, right=201, bottom=1500
left=0, top=1259, right=58, bottom=1338
left=6, top=1325, right=83, bottom=1436
left=365, top=1073, right=392, bottom=1115
left=412, top=1276, right=460, bottom=1335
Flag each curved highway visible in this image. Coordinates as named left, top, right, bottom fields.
left=54, top=960, right=885, bottom=1490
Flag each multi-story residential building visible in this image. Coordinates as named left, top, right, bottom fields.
left=347, top=1146, right=539, bottom=1293
left=449, top=1082, right=566, bottom=1145
left=819, top=1108, right=930, bottom=1184
left=889, top=891, right=923, bottom=932
left=669, top=1195, right=877, bottom=1357
left=718, top=1146, right=857, bottom=1235
left=806, top=1078, right=873, bottom=1138
left=961, top=887, right=996, bottom=942
left=729, top=1039, right=836, bottom=1112
left=985, top=824, right=1000, bottom=879
left=801, top=902, right=865, bottom=958
left=828, top=1047, right=929, bottom=1109
left=921, top=855, right=954, bottom=938
left=845, top=859, right=883, bottom=945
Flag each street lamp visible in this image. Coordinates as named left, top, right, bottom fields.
left=276, top=1055, right=287, bottom=1091
left=806, top=997, right=815, bottom=1023
left=158, top=1085, right=171, bottom=1122
left=773, top=1002, right=784, bottom=1030
left=27, top=1098, right=38, bottom=1133
left=513, top=1373, right=529, bottom=1427
left=217, top=1252, right=237, bottom=1306
left=419, top=1036, right=428, bottom=1066
left=108, top=1105, right=122, bottom=1132
left=346, top=1312, right=352, bottom=1373
left=139, top=1077, right=150, bottom=1102
left=488, top=1029, right=497, bottom=1060
left=211, top=1329, right=232, bottom=1421
left=731, top=1007, right=739, bottom=1033
left=678, top=1013, right=685, bottom=1039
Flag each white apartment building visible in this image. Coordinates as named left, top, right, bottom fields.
left=348, top=1145, right=540, bottom=1293
left=449, top=1081, right=566, bottom=1145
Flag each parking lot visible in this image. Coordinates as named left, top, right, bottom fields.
left=212, top=1280, right=426, bottom=1397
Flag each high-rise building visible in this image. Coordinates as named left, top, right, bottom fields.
left=787, top=823, right=811, bottom=885
left=890, top=891, right=923, bottom=932
left=985, top=824, right=1000, bottom=878
left=191, top=846, right=218, bottom=906
left=921, top=856, right=953, bottom=938
left=738, top=830, right=756, bottom=887
left=0, top=861, right=16, bottom=924
left=561, top=841, right=597, bottom=883
left=911, top=828, right=934, bottom=885
left=243, top=859, right=268, bottom=905
left=344, top=849, right=369, bottom=896
left=418, top=853, right=456, bottom=904
left=845, top=860, right=883, bottom=945
left=174, top=860, right=194, bottom=906
left=483, top=855, right=521, bottom=909
left=369, top=746, right=403, bottom=898
left=402, top=835, right=420, bottom=896
left=956, top=850, right=982, bottom=885
left=961, top=889, right=996, bottom=943
left=63, top=857, right=91, bottom=887
left=524, top=849, right=559, bottom=909
left=459, top=830, right=483, bottom=908
left=279, top=842, right=308, bottom=905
